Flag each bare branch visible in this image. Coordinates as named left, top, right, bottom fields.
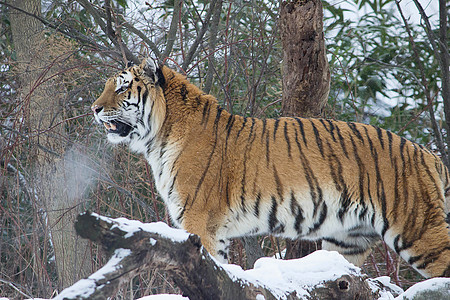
left=121, top=22, right=162, bottom=58
left=202, top=0, right=223, bottom=93
left=181, top=0, right=219, bottom=71
left=162, top=0, right=182, bottom=60
left=76, top=0, right=139, bottom=64
left=396, top=1, right=447, bottom=165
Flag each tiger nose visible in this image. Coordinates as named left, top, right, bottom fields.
left=91, top=105, right=103, bottom=114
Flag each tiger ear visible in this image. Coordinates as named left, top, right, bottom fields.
left=140, top=58, right=157, bottom=81
left=140, top=58, right=165, bottom=87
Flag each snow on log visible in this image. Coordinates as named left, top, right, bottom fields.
left=52, top=212, right=449, bottom=300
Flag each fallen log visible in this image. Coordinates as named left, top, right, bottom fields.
left=54, top=212, right=400, bottom=299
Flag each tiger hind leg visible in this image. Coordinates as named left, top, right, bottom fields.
left=388, top=223, right=450, bottom=278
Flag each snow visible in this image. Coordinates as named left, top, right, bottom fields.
left=367, top=276, right=404, bottom=300
left=92, top=213, right=191, bottom=242
left=136, top=295, right=188, bottom=300
left=395, top=278, right=450, bottom=300
left=221, top=250, right=362, bottom=299
left=53, top=248, right=131, bottom=300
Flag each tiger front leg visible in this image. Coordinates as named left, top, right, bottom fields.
left=182, top=210, right=230, bottom=264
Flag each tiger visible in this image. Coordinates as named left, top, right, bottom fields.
left=91, top=58, right=450, bottom=278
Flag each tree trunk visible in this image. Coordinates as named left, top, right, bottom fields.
left=439, top=0, right=450, bottom=164
left=280, top=0, right=330, bottom=118
left=7, top=0, right=91, bottom=290
left=279, top=0, right=331, bottom=258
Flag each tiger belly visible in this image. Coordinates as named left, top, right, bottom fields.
left=223, top=191, right=377, bottom=241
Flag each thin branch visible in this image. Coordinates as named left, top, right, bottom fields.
left=0, top=278, right=32, bottom=299
left=181, top=0, right=219, bottom=70
left=162, top=0, right=182, bottom=60
left=121, top=22, right=161, bottom=58
left=397, top=0, right=447, bottom=165
left=203, top=0, right=223, bottom=93
left=76, top=0, right=139, bottom=64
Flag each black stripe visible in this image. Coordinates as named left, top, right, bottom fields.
left=248, top=118, right=256, bottom=142
left=387, top=130, right=394, bottom=162
left=137, top=86, right=142, bottom=103
left=254, top=192, right=261, bottom=217
left=224, top=114, right=235, bottom=154
left=350, top=134, right=366, bottom=206
left=274, top=119, right=280, bottom=140
left=335, top=124, right=349, bottom=158
left=338, top=187, right=352, bottom=222
left=309, top=202, right=327, bottom=233
left=342, top=248, right=369, bottom=256
left=273, top=165, right=284, bottom=201
left=290, top=192, right=304, bottom=234
left=310, top=120, right=324, bottom=157
left=358, top=205, right=368, bottom=220
left=373, top=125, right=384, bottom=150
left=417, top=247, right=450, bottom=270
left=214, top=106, right=224, bottom=130
left=269, top=196, right=278, bottom=232
left=393, top=235, right=401, bottom=254
left=329, top=152, right=345, bottom=192
left=217, top=250, right=228, bottom=260
left=408, top=254, right=423, bottom=266
left=322, top=119, right=337, bottom=142
left=180, top=84, right=188, bottom=102
left=236, top=117, right=248, bottom=141
left=225, top=114, right=235, bottom=137
left=284, top=121, right=292, bottom=159
left=323, top=237, right=358, bottom=249
left=261, top=119, right=267, bottom=143
left=419, top=148, right=441, bottom=201
left=201, top=101, right=211, bottom=126
left=177, top=200, right=188, bottom=223
left=294, top=118, right=307, bottom=146
left=293, top=125, right=323, bottom=215
left=347, top=122, right=364, bottom=144
left=142, top=88, right=148, bottom=107
left=201, top=101, right=211, bottom=127
left=168, top=171, right=178, bottom=199
left=392, top=157, right=400, bottom=223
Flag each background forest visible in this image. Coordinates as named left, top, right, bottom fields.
left=0, top=0, right=448, bottom=298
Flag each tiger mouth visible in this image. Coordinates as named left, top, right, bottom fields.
left=102, top=120, right=133, bottom=137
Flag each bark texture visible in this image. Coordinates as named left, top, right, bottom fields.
left=8, top=0, right=91, bottom=288
left=280, top=0, right=330, bottom=118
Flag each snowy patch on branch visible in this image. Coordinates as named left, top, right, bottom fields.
left=54, top=248, right=131, bottom=300
left=222, top=250, right=361, bottom=299
left=91, top=212, right=191, bottom=242
left=394, top=278, right=450, bottom=300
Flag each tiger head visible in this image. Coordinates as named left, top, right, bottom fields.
left=91, top=58, right=166, bottom=150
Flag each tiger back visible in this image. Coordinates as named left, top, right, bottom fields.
left=92, top=58, right=450, bottom=278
